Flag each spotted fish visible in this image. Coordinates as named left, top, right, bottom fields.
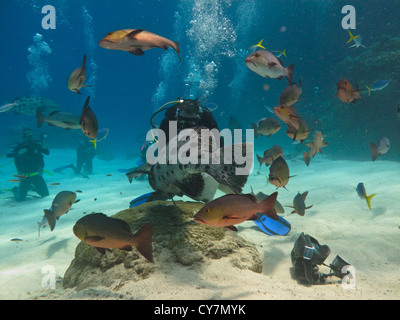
left=146, top=127, right=251, bottom=203
left=10, top=96, right=61, bottom=116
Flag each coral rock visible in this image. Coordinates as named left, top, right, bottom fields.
left=63, top=201, right=262, bottom=290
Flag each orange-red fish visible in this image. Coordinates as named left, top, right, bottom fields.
left=273, top=105, right=301, bottom=130
left=335, top=78, right=362, bottom=103
left=194, top=192, right=278, bottom=231
left=99, top=29, right=180, bottom=61
left=13, top=175, right=26, bottom=179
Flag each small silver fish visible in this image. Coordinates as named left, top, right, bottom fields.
left=370, top=137, right=390, bottom=161
left=287, top=191, right=313, bottom=216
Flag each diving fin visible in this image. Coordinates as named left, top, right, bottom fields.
left=129, top=192, right=154, bottom=208
left=254, top=214, right=291, bottom=236
left=129, top=191, right=170, bottom=208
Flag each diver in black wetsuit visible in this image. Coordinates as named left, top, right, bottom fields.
left=7, top=128, right=50, bottom=202
left=71, top=137, right=96, bottom=175
left=154, top=98, right=221, bottom=144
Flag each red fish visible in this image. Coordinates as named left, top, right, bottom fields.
left=194, top=192, right=278, bottom=231
left=13, top=175, right=26, bottom=179
left=335, top=78, right=362, bottom=103
left=99, top=29, right=180, bottom=61
left=273, top=105, right=301, bottom=130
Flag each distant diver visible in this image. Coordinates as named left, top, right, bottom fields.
left=7, top=129, right=50, bottom=202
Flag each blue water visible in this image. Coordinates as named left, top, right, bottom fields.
left=0, top=0, right=400, bottom=300
left=1, top=0, right=399, bottom=159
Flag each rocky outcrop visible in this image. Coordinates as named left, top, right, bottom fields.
left=63, top=201, right=262, bottom=291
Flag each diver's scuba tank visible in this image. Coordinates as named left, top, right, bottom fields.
left=291, top=232, right=351, bottom=285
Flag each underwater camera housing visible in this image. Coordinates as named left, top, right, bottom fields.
left=291, top=232, right=351, bottom=285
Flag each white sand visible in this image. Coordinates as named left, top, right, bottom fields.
left=0, top=149, right=399, bottom=300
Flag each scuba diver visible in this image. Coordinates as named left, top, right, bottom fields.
left=152, top=97, right=221, bottom=143
left=128, top=97, right=222, bottom=207
left=71, top=137, right=96, bottom=175
left=7, top=128, right=50, bottom=202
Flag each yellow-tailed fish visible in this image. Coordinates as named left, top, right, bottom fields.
left=249, top=39, right=266, bottom=50
left=356, top=182, right=376, bottom=210
left=273, top=49, right=287, bottom=58
left=346, top=30, right=359, bottom=43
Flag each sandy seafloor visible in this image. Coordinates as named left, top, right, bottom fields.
left=0, top=148, right=399, bottom=300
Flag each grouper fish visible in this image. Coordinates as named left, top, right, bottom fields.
left=145, top=127, right=251, bottom=203
left=7, top=96, right=61, bottom=116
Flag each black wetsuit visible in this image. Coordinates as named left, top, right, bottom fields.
left=7, top=141, right=50, bottom=201
left=72, top=140, right=96, bottom=174
left=159, top=104, right=220, bottom=143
